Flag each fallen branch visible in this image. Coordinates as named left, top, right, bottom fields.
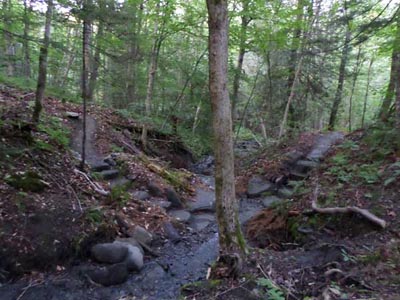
left=74, top=169, right=109, bottom=196
left=312, top=183, right=386, bottom=229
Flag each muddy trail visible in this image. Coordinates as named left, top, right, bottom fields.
left=0, top=117, right=344, bottom=300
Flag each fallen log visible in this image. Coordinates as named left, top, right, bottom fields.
left=311, top=183, right=386, bottom=229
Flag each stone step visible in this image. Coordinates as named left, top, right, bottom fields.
left=91, top=161, right=111, bottom=172
left=247, top=176, right=275, bottom=198
left=110, top=177, right=131, bottom=189
left=99, top=169, right=119, bottom=180
left=169, top=210, right=191, bottom=223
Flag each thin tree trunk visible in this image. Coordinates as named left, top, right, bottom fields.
left=192, top=98, right=202, bottom=134
left=279, top=56, right=303, bottom=139
left=88, top=20, right=103, bottom=102
left=22, top=0, right=31, bottom=78
left=32, top=0, right=53, bottom=124
left=3, top=0, right=14, bottom=77
left=348, top=46, right=362, bottom=132
left=231, top=0, right=250, bottom=124
left=361, top=57, right=374, bottom=128
left=328, top=25, right=351, bottom=130
left=80, top=0, right=92, bottom=170
left=207, top=0, right=246, bottom=259
left=141, top=3, right=161, bottom=149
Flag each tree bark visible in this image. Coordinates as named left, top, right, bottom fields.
left=380, top=12, right=400, bottom=122
left=231, top=0, right=250, bottom=124
left=361, top=57, right=374, bottom=128
left=88, top=19, right=103, bottom=102
left=348, top=46, right=362, bottom=132
left=3, top=0, right=15, bottom=77
left=22, top=0, right=32, bottom=78
left=207, top=0, right=246, bottom=258
left=328, top=23, right=351, bottom=130
left=32, top=0, right=53, bottom=124
left=80, top=0, right=92, bottom=169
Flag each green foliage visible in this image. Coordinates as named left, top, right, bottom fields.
left=38, top=116, right=70, bottom=148
left=357, top=163, right=380, bottom=184
left=5, top=171, right=47, bottom=192
left=177, top=126, right=212, bottom=159
left=108, top=184, right=132, bottom=206
left=256, top=278, right=285, bottom=300
left=85, top=207, right=104, bottom=224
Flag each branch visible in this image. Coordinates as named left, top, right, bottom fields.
left=74, top=169, right=109, bottom=196
left=311, top=183, right=386, bottom=229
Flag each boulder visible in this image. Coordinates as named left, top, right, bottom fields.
left=123, top=244, right=144, bottom=271
left=115, top=237, right=144, bottom=255
left=163, top=221, right=181, bottom=242
left=188, top=188, right=216, bottom=212
left=104, top=156, right=117, bottom=166
left=87, top=263, right=128, bottom=286
left=91, top=243, right=128, bottom=264
left=247, top=176, right=275, bottom=198
left=130, top=225, right=153, bottom=245
left=165, top=188, right=183, bottom=208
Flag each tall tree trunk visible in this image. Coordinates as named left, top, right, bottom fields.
left=328, top=24, right=351, bottom=130
left=348, top=46, right=362, bottom=132
left=141, top=3, right=162, bottom=149
left=80, top=0, right=92, bottom=169
left=279, top=56, right=304, bottom=139
left=207, top=0, right=246, bottom=260
left=3, top=0, right=14, bottom=77
left=231, top=0, right=250, bottom=124
left=88, top=20, right=103, bottom=102
left=286, top=0, right=305, bottom=129
left=32, top=0, right=53, bottom=124
left=22, top=0, right=32, bottom=78
left=379, top=12, right=400, bottom=122
left=361, top=57, right=374, bottom=128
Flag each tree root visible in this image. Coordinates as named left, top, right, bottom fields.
left=74, top=169, right=109, bottom=196
left=312, top=183, right=386, bottom=229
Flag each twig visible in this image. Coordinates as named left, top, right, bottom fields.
left=74, top=169, right=109, bottom=196
left=16, top=280, right=44, bottom=300
left=311, top=183, right=386, bottom=228
left=67, top=184, right=83, bottom=213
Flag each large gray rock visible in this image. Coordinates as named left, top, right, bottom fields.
left=247, top=176, right=275, bottom=198
left=91, top=161, right=111, bottom=172
left=91, top=243, right=128, bottom=264
left=122, top=244, right=144, bottom=271
left=165, top=188, right=183, bottom=208
left=189, top=214, right=215, bottom=231
left=87, top=263, right=128, bottom=286
left=130, top=225, right=153, bottom=245
left=188, top=188, right=216, bottom=212
left=169, top=210, right=191, bottom=223
left=115, top=237, right=144, bottom=254
left=66, top=111, right=79, bottom=119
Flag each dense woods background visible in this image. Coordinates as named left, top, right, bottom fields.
left=1, top=0, right=399, bottom=156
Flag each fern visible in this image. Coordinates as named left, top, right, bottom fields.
left=256, top=278, right=285, bottom=300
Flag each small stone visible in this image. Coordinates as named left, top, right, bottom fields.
left=147, top=182, right=164, bottom=197
left=66, top=111, right=79, bottom=119
left=91, top=243, right=128, bottom=264
left=130, top=226, right=153, bottom=245
left=152, top=199, right=171, bottom=209
left=165, top=188, right=183, bottom=208
left=169, top=210, right=191, bottom=223
left=87, top=263, right=128, bottom=286
left=132, top=190, right=150, bottom=201
left=104, top=156, right=117, bottom=166
left=163, top=221, right=181, bottom=242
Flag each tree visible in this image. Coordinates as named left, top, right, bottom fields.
left=206, top=0, right=246, bottom=263
left=32, top=0, right=53, bottom=124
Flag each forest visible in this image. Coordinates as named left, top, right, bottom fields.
left=0, top=0, right=399, bottom=299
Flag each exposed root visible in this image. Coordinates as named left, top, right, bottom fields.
left=74, top=169, right=109, bottom=196
left=311, top=183, right=386, bottom=229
